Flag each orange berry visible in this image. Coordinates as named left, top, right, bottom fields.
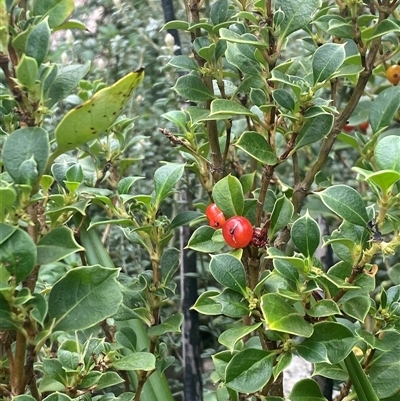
left=359, top=122, right=369, bottom=132
left=386, top=65, right=400, bottom=85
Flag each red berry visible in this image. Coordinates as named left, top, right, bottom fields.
left=343, top=124, right=355, bottom=132
left=205, top=203, right=226, bottom=229
left=222, top=216, right=253, bottom=249
left=359, top=121, right=369, bottom=132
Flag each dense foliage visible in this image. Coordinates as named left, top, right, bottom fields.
left=1, top=0, right=400, bottom=400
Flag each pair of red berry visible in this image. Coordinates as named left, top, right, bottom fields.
left=205, top=203, right=253, bottom=249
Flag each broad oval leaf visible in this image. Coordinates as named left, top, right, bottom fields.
left=375, top=135, right=400, bottom=173
left=269, top=196, right=294, bottom=237
left=261, top=293, right=313, bottom=337
left=289, top=378, right=328, bottom=401
left=291, top=211, right=320, bottom=257
left=209, top=254, right=247, bottom=295
left=36, top=227, right=84, bottom=265
left=187, top=226, right=225, bottom=253
left=55, top=69, right=144, bottom=155
left=153, top=163, right=185, bottom=208
left=49, top=266, right=122, bottom=331
left=173, top=74, right=215, bottom=101
left=316, top=185, right=368, bottom=227
left=218, top=323, right=262, bottom=352
left=192, top=290, right=222, bottom=315
left=295, top=113, right=334, bottom=150
left=3, top=127, right=49, bottom=185
left=369, top=86, right=400, bottom=134
left=312, top=43, right=346, bottom=84
left=235, top=131, right=277, bottom=165
left=225, top=349, right=273, bottom=393
left=112, top=352, right=156, bottom=371
left=213, top=175, right=244, bottom=218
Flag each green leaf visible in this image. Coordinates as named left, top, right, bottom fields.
left=42, top=393, right=72, bottom=401
left=113, top=352, right=156, bottom=371
left=45, top=62, right=90, bottom=108
left=115, top=327, right=137, bottom=352
left=96, top=371, right=125, bottom=390
left=219, top=28, right=267, bottom=48
left=3, top=127, right=49, bottom=185
left=312, top=43, right=346, bottom=84
left=218, top=323, right=262, bottom=352
left=289, top=378, right=328, bottom=401
left=28, top=293, right=48, bottom=326
left=226, top=42, right=262, bottom=76
left=162, top=20, right=190, bottom=31
left=261, top=293, right=313, bottom=337
left=272, top=89, right=296, bottom=111
left=295, top=342, right=329, bottom=363
left=316, top=185, right=368, bottom=226
left=153, top=163, right=184, bottom=208
left=210, top=0, right=229, bottom=25
left=173, top=74, right=215, bottom=101
left=169, top=211, right=203, bottom=231
left=225, top=349, right=273, bottom=393
left=0, top=226, right=36, bottom=283
left=148, top=313, right=183, bottom=336
left=54, top=69, right=144, bottom=155
left=295, top=113, right=334, bottom=150
left=369, top=86, right=400, bottom=134
left=16, top=54, right=38, bottom=90
left=36, top=227, right=84, bottom=265
left=369, top=332, right=400, bottom=398
left=307, top=299, right=341, bottom=318
left=375, top=135, right=400, bottom=173
left=191, top=290, right=222, bottom=315
left=368, top=19, right=400, bottom=42
left=313, top=362, right=348, bottom=381
left=300, top=321, right=357, bottom=364
left=186, top=226, right=225, bottom=253
left=276, top=0, right=321, bottom=39
left=0, top=293, right=18, bottom=330
left=160, top=247, right=180, bottom=286
left=26, top=18, right=51, bottom=65
left=33, top=0, right=75, bottom=28
left=208, top=99, right=259, bottom=120
left=167, top=55, right=199, bottom=72
left=235, top=131, right=277, bottom=165
left=341, top=296, right=371, bottom=322
left=213, top=289, right=250, bottom=317
left=213, top=175, right=244, bottom=218
left=209, top=254, right=247, bottom=295
left=269, top=196, right=294, bottom=237
left=291, top=211, right=320, bottom=257
left=48, top=266, right=122, bottom=331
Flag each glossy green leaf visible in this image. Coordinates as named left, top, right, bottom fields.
left=0, top=225, right=36, bottom=283
left=219, top=28, right=267, bottom=48
left=312, top=43, right=346, bottom=84
left=225, top=349, right=273, bottom=393
left=226, top=42, right=262, bottom=76
left=313, top=362, right=348, bottom=381
left=162, top=20, right=190, bottom=31
left=291, top=211, right=320, bottom=257
left=0, top=293, right=18, bottom=329
left=191, top=290, right=222, bottom=315
left=208, top=99, right=259, bottom=120
left=160, top=247, right=180, bottom=286
left=369, top=86, right=400, bottom=133
left=168, top=211, right=203, bottom=231
left=210, top=0, right=229, bottom=25
left=187, top=226, right=225, bottom=252
left=209, top=254, right=247, bottom=295
left=261, top=293, right=313, bottom=337
left=235, top=131, right=277, bottom=165
left=300, top=321, right=357, bottom=364
left=341, top=296, right=371, bottom=322
left=213, top=289, right=250, bottom=318
left=213, top=175, right=244, bottom=218
left=272, top=89, right=295, bottom=111
left=276, top=0, right=320, bottom=39
left=316, top=185, right=368, bottom=226
left=36, top=226, right=84, bottom=265
left=295, top=341, right=329, bottom=363
left=48, top=266, right=122, bottom=331
left=218, top=323, right=262, bottom=352
left=289, top=378, right=328, bottom=401
left=3, top=127, right=49, bottom=185
left=295, top=113, right=334, bottom=150
left=307, top=299, right=341, bottom=318
left=96, top=371, right=125, bottom=390
left=153, top=163, right=184, bottom=208
left=173, top=74, right=215, bottom=101
left=113, top=352, right=156, bottom=371
left=375, top=135, right=400, bottom=173
left=167, top=55, right=199, bottom=72
left=269, top=196, right=294, bottom=237
left=54, top=69, right=144, bottom=155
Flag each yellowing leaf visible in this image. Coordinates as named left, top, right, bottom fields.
left=54, top=68, right=144, bottom=156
